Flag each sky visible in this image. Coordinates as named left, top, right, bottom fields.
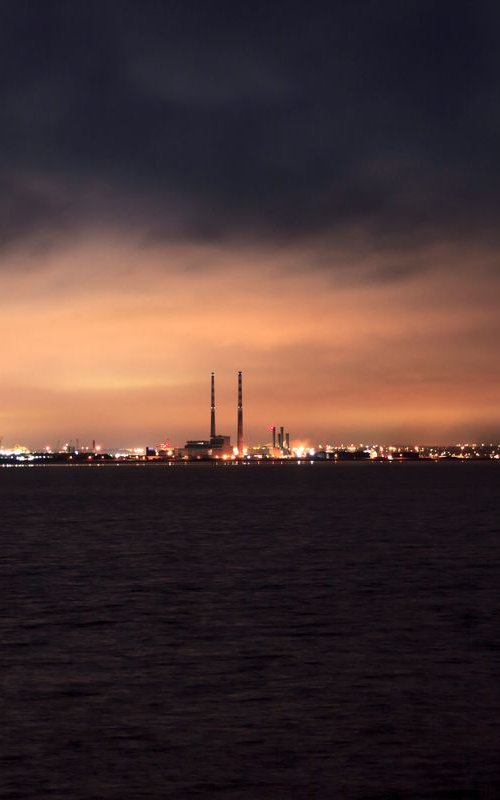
left=1, top=0, right=499, bottom=448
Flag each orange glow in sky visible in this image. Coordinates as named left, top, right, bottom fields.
left=1, top=234, right=499, bottom=448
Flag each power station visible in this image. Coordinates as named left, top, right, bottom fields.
left=179, top=371, right=297, bottom=459
left=183, top=371, right=244, bottom=458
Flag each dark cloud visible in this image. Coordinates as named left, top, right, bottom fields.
left=0, top=0, right=499, bottom=262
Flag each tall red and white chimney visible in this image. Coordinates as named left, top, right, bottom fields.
left=237, top=371, right=243, bottom=453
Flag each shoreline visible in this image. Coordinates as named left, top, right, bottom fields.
left=2, top=458, right=498, bottom=469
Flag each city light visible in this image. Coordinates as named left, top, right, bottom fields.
left=1, top=373, right=500, bottom=466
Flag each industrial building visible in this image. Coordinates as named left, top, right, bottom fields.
left=181, top=371, right=243, bottom=458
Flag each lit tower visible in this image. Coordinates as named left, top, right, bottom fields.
left=237, top=370, right=244, bottom=453
left=210, top=372, right=216, bottom=439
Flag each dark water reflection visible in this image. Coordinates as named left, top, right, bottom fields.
left=1, top=462, right=500, bottom=798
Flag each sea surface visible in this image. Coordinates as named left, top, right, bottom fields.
left=2, top=462, right=500, bottom=799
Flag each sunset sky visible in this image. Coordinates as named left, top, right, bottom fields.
left=1, top=1, right=499, bottom=448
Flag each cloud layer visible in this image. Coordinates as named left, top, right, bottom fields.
left=1, top=1, right=499, bottom=255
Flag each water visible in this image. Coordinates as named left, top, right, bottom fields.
left=2, top=462, right=500, bottom=799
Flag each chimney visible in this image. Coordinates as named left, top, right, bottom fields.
left=237, top=371, right=243, bottom=453
left=210, top=372, right=216, bottom=439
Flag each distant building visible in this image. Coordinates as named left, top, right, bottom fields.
left=181, top=434, right=232, bottom=459
left=183, top=440, right=212, bottom=458
left=248, top=444, right=272, bottom=457
left=210, top=435, right=232, bottom=456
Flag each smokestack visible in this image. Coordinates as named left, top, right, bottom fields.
left=210, top=372, right=216, bottom=439
left=237, top=371, right=243, bottom=453
left=272, top=426, right=276, bottom=449
left=286, top=432, right=290, bottom=451
left=279, top=426, right=284, bottom=449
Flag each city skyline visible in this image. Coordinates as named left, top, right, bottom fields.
left=1, top=368, right=499, bottom=453
left=1, top=3, right=500, bottom=447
